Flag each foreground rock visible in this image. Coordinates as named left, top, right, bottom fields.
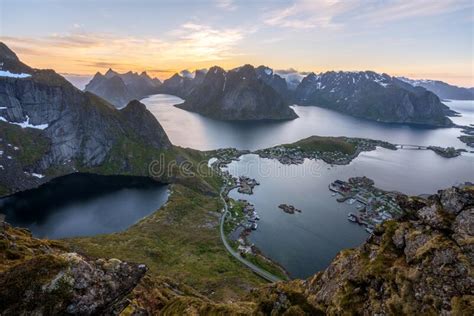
left=0, top=221, right=146, bottom=315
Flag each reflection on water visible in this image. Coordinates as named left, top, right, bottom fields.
left=0, top=173, right=169, bottom=238
left=143, top=95, right=473, bottom=150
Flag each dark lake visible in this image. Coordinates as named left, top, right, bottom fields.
left=0, top=173, right=169, bottom=239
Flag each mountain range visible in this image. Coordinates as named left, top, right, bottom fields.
left=0, top=42, right=171, bottom=195
left=294, top=71, right=456, bottom=126
left=0, top=41, right=472, bottom=315
left=84, top=69, right=161, bottom=108
left=175, top=65, right=298, bottom=121
left=398, top=77, right=474, bottom=100
left=84, top=63, right=462, bottom=126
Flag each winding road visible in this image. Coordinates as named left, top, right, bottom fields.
left=219, top=187, right=283, bottom=283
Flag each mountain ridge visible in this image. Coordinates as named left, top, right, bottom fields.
left=174, top=64, right=298, bottom=121
left=84, top=68, right=162, bottom=108
left=0, top=42, right=171, bottom=196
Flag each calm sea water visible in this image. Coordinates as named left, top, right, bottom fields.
left=143, top=94, right=473, bottom=278
left=0, top=174, right=169, bottom=238
left=143, top=94, right=473, bottom=150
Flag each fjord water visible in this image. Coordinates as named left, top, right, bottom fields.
left=0, top=174, right=168, bottom=239
left=226, top=152, right=473, bottom=278
left=144, top=94, right=473, bottom=278
left=143, top=94, right=473, bottom=150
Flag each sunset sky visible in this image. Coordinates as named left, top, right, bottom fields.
left=1, top=0, right=473, bottom=87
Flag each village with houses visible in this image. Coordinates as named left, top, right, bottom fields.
left=329, top=176, right=404, bottom=234
left=254, top=137, right=397, bottom=165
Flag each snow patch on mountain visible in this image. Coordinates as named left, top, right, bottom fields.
left=0, top=70, right=31, bottom=78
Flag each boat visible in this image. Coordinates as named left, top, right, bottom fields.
left=365, top=227, right=374, bottom=234
left=331, top=193, right=336, bottom=197
left=251, top=223, right=258, bottom=230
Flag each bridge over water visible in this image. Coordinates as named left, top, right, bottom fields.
left=395, top=144, right=429, bottom=150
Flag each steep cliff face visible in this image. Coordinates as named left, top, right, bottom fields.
left=0, top=42, right=171, bottom=195
left=176, top=65, right=298, bottom=121
left=295, top=71, right=455, bottom=127
left=250, top=185, right=474, bottom=315
left=0, top=221, right=146, bottom=315
left=85, top=69, right=161, bottom=108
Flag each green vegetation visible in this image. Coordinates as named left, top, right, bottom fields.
left=223, top=199, right=246, bottom=235
left=244, top=253, right=289, bottom=281
left=67, top=184, right=264, bottom=301
left=82, top=141, right=221, bottom=194
left=0, top=122, right=50, bottom=166
left=283, top=136, right=357, bottom=155
left=458, top=135, right=474, bottom=147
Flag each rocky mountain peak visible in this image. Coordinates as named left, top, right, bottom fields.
left=0, top=42, right=19, bottom=61
left=176, top=63, right=297, bottom=121
left=0, top=43, right=172, bottom=194
left=104, top=68, right=119, bottom=78
left=295, top=69, right=455, bottom=126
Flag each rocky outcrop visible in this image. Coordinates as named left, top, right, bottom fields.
left=251, top=184, right=474, bottom=315
left=157, top=69, right=206, bottom=99
left=399, top=77, right=474, bottom=100
left=0, top=221, right=146, bottom=315
left=176, top=65, right=298, bottom=121
left=84, top=69, right=161, bottom=108
left=295, top=71, right=456, bottom=127
left=0, top=42, right=171, bottom=195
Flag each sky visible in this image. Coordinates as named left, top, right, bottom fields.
left=0, top=0, right=473, bottom=87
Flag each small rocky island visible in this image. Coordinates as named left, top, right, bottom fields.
left=278, top=204, right=302, bottom=214
left=237, top=176, right=260, bottom=194
left=427, top=146, right=466, bottom=158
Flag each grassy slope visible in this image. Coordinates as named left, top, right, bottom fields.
left=0, top=123, right=51, bottom=166
left=67, top=184, right=264, bottom=301
left=283, top=135, right=357, bottom=155
left=68, top=147, right=269, bottom=301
